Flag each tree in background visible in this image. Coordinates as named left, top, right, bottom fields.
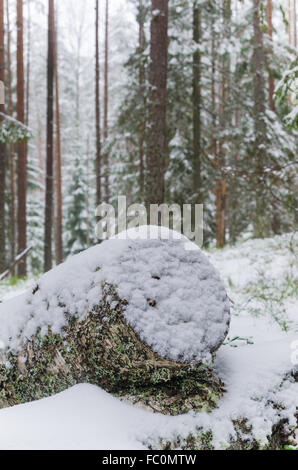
left=17, top=0, right=27, bottom=276
left=266, top=0, right=275, bottom=112
left=54, top=8, right=63, bottom=265
left=103, top=0, right=110, bottom=202
left=0, top=0, right=5, bottom=272
left=192, top=0, right=202, bottom=205
left=145, top=0, right=169, bottom=207
left=44, top=0, right=55, bottom=272
left=252, top=0, right=268, bottom=238
left=95, top=0, right=102, bottom=207
left=6, top=0, right=16, bottom=268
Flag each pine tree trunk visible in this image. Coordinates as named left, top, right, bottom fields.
left=211, top=7, right=219, bottom=245
left=25, top=0, right=30, bottom=127
left=0, top=0, right=6, bottom=272
left=266, top=0, right=275, bottom=112
left=145, top=0, right=168, bottom=207
left=215, top=0, right=231, bottom=248
left=44, top=0, right=55, bottom=272
left=192, top=0, right=202, bottom=202
left=138, top=0, right=146, bottom=199
left=252, top=0, right=268, bottom=238
left=95, top=0, right=101, bottom=207
left=36, top=105, right=44, bottom=192
left=17, top=0, right=27, bottom=277
left=103, top=0, right=109, bottom=203
left=6, top=0, right=16, bottom=269
left=54, top=9, right=63, bottom=265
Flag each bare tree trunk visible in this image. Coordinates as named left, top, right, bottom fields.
left=211, top=5, right=218, bottom=242
left=145, top=0, right=168, bottom=207
left=192, top=0, right=202, bottom=202
left=17, top=0, right=27, bottom=277
left=36, top=102, right=44, bottom=191
left=86, top=136, right=90, bottom=247
left=103, top=0, right=109, bottom=202
left=215, top=0, right=231, bottom=248
left=253, top=0, right=268, bottom=238
left=25, top=0, right=30, bottom=126
left=6, top=0, right=15, bottom=269
left=44, top=0, right=55, bottom=272
left=0, top=0, right=6, bottom=272
left=266, top=0, right=275, bottom=111
left=138, top=0, right=146, bottom=198
left=95, top=0, right=101, bottom=207
left=54, top=8, right=62, bottom=265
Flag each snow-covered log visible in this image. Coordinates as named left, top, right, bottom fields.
left=0, top=227, right=230, bottom=414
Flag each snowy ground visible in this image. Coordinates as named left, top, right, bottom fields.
left=0, top=232, right=297, bottom=450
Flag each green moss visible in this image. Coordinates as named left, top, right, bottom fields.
left=0, top=284, right=223, bottom=415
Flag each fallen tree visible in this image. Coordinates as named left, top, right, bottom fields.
left=0, top=228, right=230, bottom=414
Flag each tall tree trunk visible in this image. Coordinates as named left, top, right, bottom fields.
left=36, top=103, right=44, bottom=192
left=252, top=0, right=268, bottom=238
left=145, top=0, right=168, bottom=207
left=44, top=0, right=55, bottom=272
left=6, top=0, right=15, bottom=269
left=86, top=136, right=91, bottom=247
left=95, top=0, right=101, bottom=207
left=138, top=0, right=146, bottom=199
left=25, top=0, right=30, bottom=126
left=0, top=0, right=6, bottom=272
left=211, top=3, right=219, bottom=243
left=103, top=0, right=109, bottom=202
left=54, top=8, right=62, bottom=265
left=266, top=0, right=275, bottom=111
left=215, top=0, right=231, bottom=248
left=192, top=0, right=202, bottom=202
left=17, top=0, right=27, bottom=277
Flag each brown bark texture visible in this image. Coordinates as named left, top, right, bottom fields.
left=145, top=0, right=168, bottom=207
left=17, top=0, right=27, bottom=277
left=44, top=0, right=55, bottom=272
left=0, top=0, right=5, bottom=271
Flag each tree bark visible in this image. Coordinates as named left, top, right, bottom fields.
left=0, top=0, right=6, bottom=272
left=6, top=0, right=16, bottom=270
left=95, top=0, right=101, bottom=207
left=138, top=0, right=146, bottom=199
left=17, top=0, right=27, bottom=277
left=44, top=0, right=55, bottom=272
left=215, top=0, right=231, bottom=248
left=25, top=0, right=30, bottom=127
left=103, top=0, right=109, bottom=203
left=252, top=0, right=268, bottom=238
left=145, top=0, right=168, bottom=207
left=54, top=9, right=63, bottom=265
left=266, top=0, right=275, bottom=111
left=192, top=0, right=202, bottom=202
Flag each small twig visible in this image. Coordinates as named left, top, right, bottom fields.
left=0, top=246, right=33, bottom=282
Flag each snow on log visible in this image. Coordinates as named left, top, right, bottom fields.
left=0, top=227, right=230, bottom=414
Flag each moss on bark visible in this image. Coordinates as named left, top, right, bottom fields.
left=0, top=283, right=224, bottom=414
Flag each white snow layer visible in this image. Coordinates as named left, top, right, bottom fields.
left=0, top=226, right=230, bottom=363
left=0, top=231, right=297, bottom=450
